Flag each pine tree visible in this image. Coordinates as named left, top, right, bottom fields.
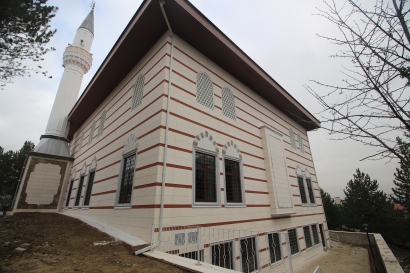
left=392, top=135, right=410, bottom=211
left=342, top=169, right=394, bottom=237
left=320, top=188, right=341, bottom=230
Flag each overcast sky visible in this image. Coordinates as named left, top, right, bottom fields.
left=0, top=0, right=400, bottom=198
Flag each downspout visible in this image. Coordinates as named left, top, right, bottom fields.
left=135, top=0, right=174, bottom=255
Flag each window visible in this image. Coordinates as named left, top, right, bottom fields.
left=297, top=176, right=308, bottom=204
left=306, top=177, right=315, bottom=204
left=240, top=237, right=258, bottom=273
left=180, top=250, right=204, bottom=261
left=212, top=242, right=234, bottom=270
left=303, top=226, right=313, bottom=249
left=88, top=121, right=95, bottom=145
left=74, top=175, right=85, bottom=207
left=289, top=128, right=296, bottom=149
left=288, top=229, right=299, bottom=255
left=117, top=154, right=136, bottom=205
left=268, top=233, right=282, bottom=264
left=192, top=132, right=220, bottom=207
left=131, top=74, right=145, bottom=110
left=65, top=179, right=74, bottom=207
left=225, top=159, right=242, bottom=203
left=97, top=110, right=106, bottom=137
left=196, top=72, right=214, bottom=109
left=311, top=224, right=320, bottom=245
left=195, top=152, right=216, bottom=202
left=175, top=233, right=185, bottom=246
left=77, top=132, right=84, bottom=153
left=188, top=232, right=198, bottom=244
left=221, top=87, right=236, bottom=120
left=83, top=171, right=95, bottom=207
left=298, top=133, right=304, bottom=153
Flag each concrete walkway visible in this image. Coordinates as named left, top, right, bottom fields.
left=294, top=244, right=371, bottom=273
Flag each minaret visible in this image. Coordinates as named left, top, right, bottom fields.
left=35, top=8, right=95, bottom=157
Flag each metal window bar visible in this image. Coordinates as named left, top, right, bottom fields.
left=297, top=176, right=308, bottom=204
left=288, top=229, right=299, bottom=255
left=74, top=175, right=85, bottom=207
left=196, top=72, right=214, bottom=109
left=225, top=159, right=242, bottom=203
left=65, top=180, right=74, bottom=207
left=303, top=226, right=313, bottom=249
left=83, top=171, right=95, bottom=206
left=118, top=154, right=136, bottom=204
left=311, top=225, right=320, bottom=245
left=195, top=152, right=216, bottom=202
left=221, top=87, right=236, bottom=120
left=151, top=223, right=293, bottom=273
left=306, top=178, right=315, bottom=204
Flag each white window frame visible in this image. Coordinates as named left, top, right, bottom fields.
left=114, top=149, right=137, bottom=209
left=239, top=235, right=259, bottom=273
left=82, top=159, right=97, bottom=209
left=267, top=231, right=283, bottom=266
left=297, top=174, right=309, bottom=206
left=210, top=240, right=236, bottom=270
left=64, top=179, right=75, bottom=209
left=223, top=155, right=246, bottom=207
left=192, top=146, right=221, bottom=208
left=287, top=228, right=300, bottom=257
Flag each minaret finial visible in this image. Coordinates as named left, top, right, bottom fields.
left=91, top=1, right=96, bottom=10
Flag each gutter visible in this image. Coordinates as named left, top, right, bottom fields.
left=135, top=0, right=174, bottom=255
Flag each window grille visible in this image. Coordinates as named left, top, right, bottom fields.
left=212, top=242, right=234, bottom=270
left=195, top=152, right=216, bottom=202
left=240, top=237, right=258, bottom=273
left=97, top=111, right=106, bottom=137
left=297, top=176, right=308, bottom=204
left=289, top=128, right=296, bottom=149
left=188, top=232, right=198, bottom=244
left=180, top=250, right=203, bottom=261
left=131, top=74, right=145, bottom=111
left=88, top=121, right=95, bottom=145
left=225, top=159, right=242, bottom=203
left=175, top=233, right=185, bottom=246
left=268, top=233, right=282, bottom=264
left=221, top=87, right=236, bottom=120
left=311, top=225, right=320, bottom=245
left=118, top=154, right=136, bottom=204
left=303, top=226, right=313, bottom=249
left=83, top=171, right=95, bottom=206
left=74, top=175, right=85, bottom=207
left=306, top=178, right=315, bottom=204
left=196, top=72, right=214, bottom=109
left=77, top=132, right=84, bottom=153
left=288, top=229, right=299, bottom=255
left=65, top=180, right=74, bottom=207
left=298, top=134, right=304, bottom=153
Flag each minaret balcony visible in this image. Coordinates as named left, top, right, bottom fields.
left=63, top=45, right=93, bottom=74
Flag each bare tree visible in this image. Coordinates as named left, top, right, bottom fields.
left=305, top=0, right=410, bottom=167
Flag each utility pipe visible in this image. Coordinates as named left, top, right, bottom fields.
left=135, top=0, right=174, bottom=255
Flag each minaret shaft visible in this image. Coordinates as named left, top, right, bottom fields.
left=35, top=10, right=94, bottom=157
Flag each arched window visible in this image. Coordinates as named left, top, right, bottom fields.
left=74, top=162, right=87, bottom=209
left=83, top=156, right=97, bottom=208
left=298, top=133, right=304, bottom=153
left=192, top=131, right=220, bottom=207
left=88, top=121, right=95, bottom=145
left=196, top=72, right=214, bottom=109
left=222, top=141, right=245, bottom=207
left=131, top=74, right=145, bottom=111
left=289, top=128, right=296, bottom=149
left=221, top=87, right=236, bottom=120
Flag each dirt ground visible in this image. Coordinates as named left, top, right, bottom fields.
left=0, top=213, right=188, bottom=273
left=293, top=244, right=371, bottom=273
left=388, top=243, right=410, bottom=273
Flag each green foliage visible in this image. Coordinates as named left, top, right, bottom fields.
left=320, top=188, right=341, bottom=230
left=0, top=141, right=35, bottom=209
left=0, top=0, right=58, bottom=88
left=342, top=169, right=398, bottom=240
left=392, top=135, right=410, bottom=211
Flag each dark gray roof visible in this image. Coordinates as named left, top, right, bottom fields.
left=79, top=10, right=94, bottom=34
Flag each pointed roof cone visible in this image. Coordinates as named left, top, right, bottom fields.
left=79, top=9, right=94, bottom=35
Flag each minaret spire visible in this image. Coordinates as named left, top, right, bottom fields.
left=34, top=9, right=95, bottom=157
